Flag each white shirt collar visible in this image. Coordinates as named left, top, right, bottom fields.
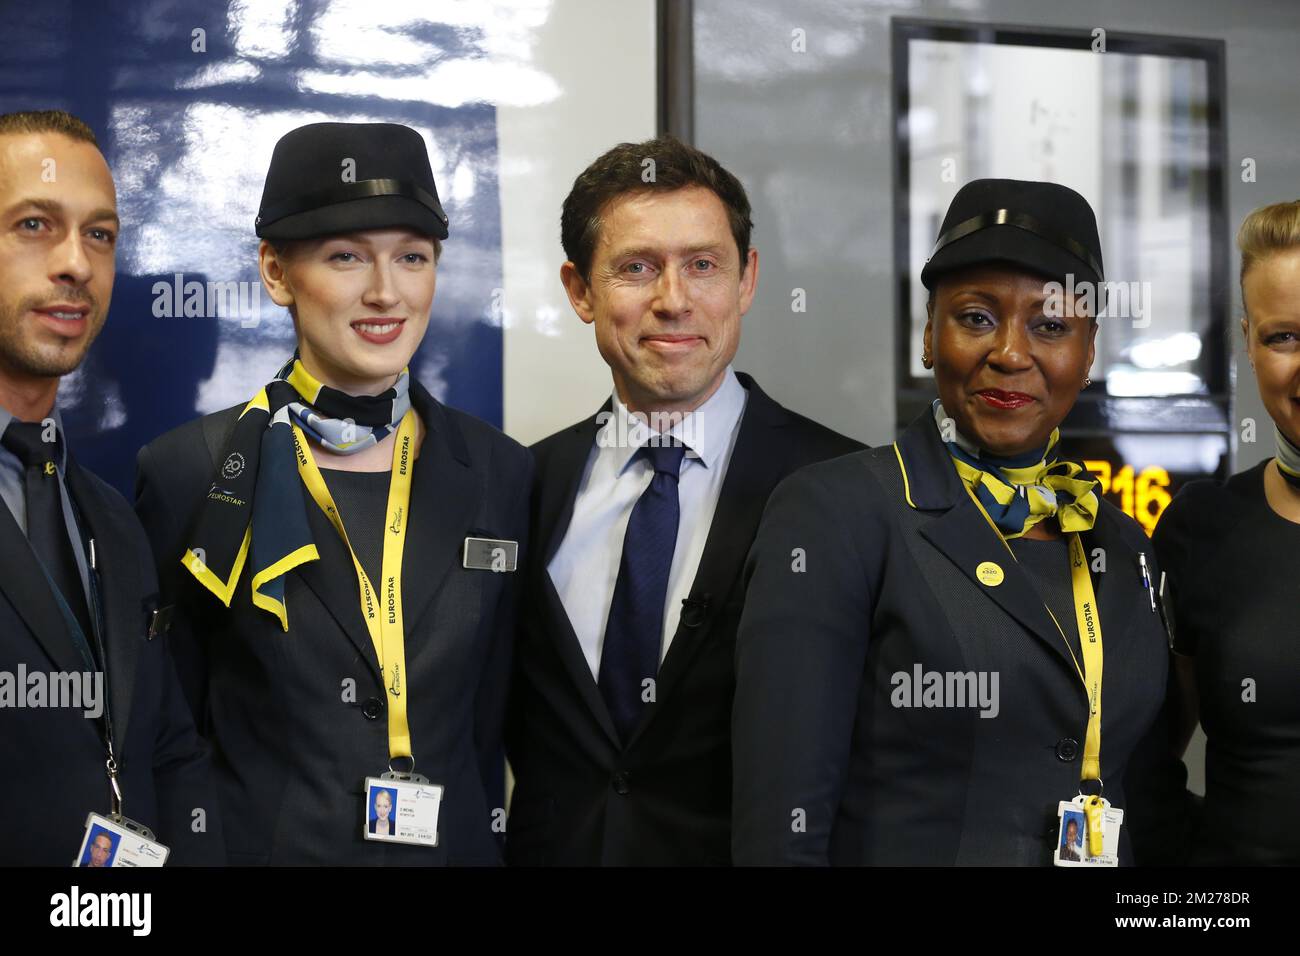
left=599, top=367, right=746, bottom=476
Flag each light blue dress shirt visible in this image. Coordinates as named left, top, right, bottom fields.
left=547, top=367, right=748, bottom=679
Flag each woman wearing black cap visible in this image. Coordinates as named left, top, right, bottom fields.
left=1138, top=201, right=1300, bottom=865
left=732, top=179, right=1170, bottom=866
left=135, top=122, right=531, bottom=865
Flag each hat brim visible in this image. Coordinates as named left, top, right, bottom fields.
left=920, top=224, right=1100, bottom=291
left=257, top=194, right=449, bottom=241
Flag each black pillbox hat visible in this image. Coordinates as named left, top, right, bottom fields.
left=921, top=178, right=1103, bottom=290
left=255, top=122, right=449, bottom=241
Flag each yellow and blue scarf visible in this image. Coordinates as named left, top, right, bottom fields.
left=933, top=400, right=1099, bottom=538
left=182, top=354, right=411, bottom=629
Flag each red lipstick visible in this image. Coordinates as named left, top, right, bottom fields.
left=977, top=389, right=1035, bottom=409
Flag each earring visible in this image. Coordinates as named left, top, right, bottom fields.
left=1083, top=376, right=1092, bottom=388
left=922, top=351, right=933, bottom=370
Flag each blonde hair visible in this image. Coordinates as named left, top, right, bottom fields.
left=1238, top=200, right=1300, bottom=321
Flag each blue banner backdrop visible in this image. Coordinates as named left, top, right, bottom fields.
left=0, top=0, right=504, bottom=495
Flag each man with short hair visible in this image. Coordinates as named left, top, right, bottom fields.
left=0, top=109, right=222, bottom=865
left=86, top=832, right=114, bottom=867
left=505, top=136, right=864, bottom=865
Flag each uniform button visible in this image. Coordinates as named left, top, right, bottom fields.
left=1055, top=738, right=1079, bottom=762
left=361, top=697, right=383, bottom=720
left=611, top=771, right=631, bottom=795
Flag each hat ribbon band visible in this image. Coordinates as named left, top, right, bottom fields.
left=927, top=207, right=1104, bottom=283
left=256, top=177, right=447, bottom=230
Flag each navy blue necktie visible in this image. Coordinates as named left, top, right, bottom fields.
left=2, top=422, right=97, bottom=667
left=599, top=441, right=686, bottom=743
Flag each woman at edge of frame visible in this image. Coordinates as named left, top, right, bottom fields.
left=1140, top=200, right=1300, bottom=866
left=731, top=178, right=1171, bottom=866
left=133, top=122, right=531, bottom=865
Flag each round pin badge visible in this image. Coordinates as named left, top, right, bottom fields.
left=976, top=561, right=1004, bottom=587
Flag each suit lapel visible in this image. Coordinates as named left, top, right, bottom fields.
left=292, top=383, right=478, bottom=683
left=399, top=386, right=480, bottom=634
left=624, top=375, right=790, bottom=748
left=537, top=407, right=606, bottom=566
left=540, top=570, right=621, bottom=746
left=531, top=407, right=619, bottom=746
left=918, top=500, right=1080, bottom=672
left=66, top=460, right=143, bottom=747
left=0, top=488, right=86, bottom=677
left=1084, top=507, right=1148, bottom=662
left=295, top=501, right=383, bottom=679
left=897, top=411, right=1085, bottom=676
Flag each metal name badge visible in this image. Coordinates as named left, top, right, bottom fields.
left=462, top=537, right=518, bottom=572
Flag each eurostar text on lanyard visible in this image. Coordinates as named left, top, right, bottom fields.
left=295, top=411, right=444, bottom=848
left=960, top=482, right=1124, bottom=867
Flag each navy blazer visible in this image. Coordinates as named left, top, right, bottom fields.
left=506, top=373, right=863, bottom=865
left=732, top=410, right=1170, bottom=865
left=135, top=382, right=530, bottom=865
left=0, top=453, right=224, bottom=865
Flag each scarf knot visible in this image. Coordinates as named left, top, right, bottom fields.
left=933, top=400, right=1099, bottom=538
left=181, top=355, right=411, bottom=629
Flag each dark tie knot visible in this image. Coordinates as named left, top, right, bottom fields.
left=2, top=420, right=60, bottom=470
left=639, top=441, right=686, bottom=478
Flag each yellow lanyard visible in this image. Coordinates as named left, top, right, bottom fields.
left=294, top=410, right=417, bottom=763
left=960, top=482, right=1104, bottom=786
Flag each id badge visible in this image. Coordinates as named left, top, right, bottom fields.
left=1053, top=796, right=1123, bottom=867
left=363, top=772, right=443, bottom=847
left=73, top=812, right=169, bottom=868
left=462, top=537, right=518, bottom=572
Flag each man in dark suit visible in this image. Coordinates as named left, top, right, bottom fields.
left=505, top=137, right=863, bottom=866
left=0, top=109, right=222, bottom=866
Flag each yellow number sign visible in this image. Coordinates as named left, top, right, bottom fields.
left=1083, top=460, right=1172, bottom=535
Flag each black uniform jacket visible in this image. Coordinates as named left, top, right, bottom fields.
left=0, top=453, right=224, bottom=865
left=732, top=409, right=1170, bottom=865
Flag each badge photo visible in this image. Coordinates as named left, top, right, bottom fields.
left=73, top=813, right=169, bottom=868
left=363, top=775, right=443, bottom=847
left=1052, top=797, right=1123, bottom=867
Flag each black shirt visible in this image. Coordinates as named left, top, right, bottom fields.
left=319, top=468, right=390, bottom=590
left=1008, top=534, right=1082, bottom=660
left=1153, top=460, right=1300, bottom=865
